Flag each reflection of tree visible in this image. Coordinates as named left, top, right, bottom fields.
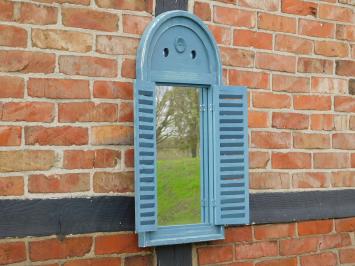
left=156, top=87, right=200, bottom=158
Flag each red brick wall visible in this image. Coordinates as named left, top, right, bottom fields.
left=0, top=0, right=354, bottom=265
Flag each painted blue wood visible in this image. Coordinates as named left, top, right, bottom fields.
left=134, top=80, right=157, bottom=232
left=213, top=85, right=249, bottom=225
left=134, top=10, right=249, bottom=246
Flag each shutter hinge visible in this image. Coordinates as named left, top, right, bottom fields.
left=210, top=199, right=216, bottom=207
left=200, top=104, right=206, bottom=112
left=209, top=104, right=213, bottom=112
left=201, top=199, right=208, bottom=207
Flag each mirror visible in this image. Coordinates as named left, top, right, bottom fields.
left=156, top=85, right=202, bottom=226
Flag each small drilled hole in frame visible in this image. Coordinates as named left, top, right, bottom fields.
left=163, top=48, right=169, bottom=57
left=191, top=50, right=196, bottom=59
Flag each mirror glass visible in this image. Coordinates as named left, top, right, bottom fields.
left=156, top=86, right=201, bottom=226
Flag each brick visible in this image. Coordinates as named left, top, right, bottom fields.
left=336, top=60, right=355, bottom=76
left=256, top=53, right=296, bottom=73
left=294, top=95, right=331, bottom=111
left=301, top=252, right=337, bottom=266
left=234, top=29, right=272, bottom=50
left=272, top=74, right=309, bottom=93
left=94, top=81, right=132, bottom=100
left=123, top=15, right=151, bottom=35
left=311, top=114, right=334, bottom=130
left=292, top=172, right=330, bottom=188
left=223, top=227, right=253, bottom=243
left=214, top=6, right=256, bottom=28
left=298, top=57, right=333, bottom=74
left=352, top=153, right=355, bottom=167
left=333, top=133, right=355, bottom=149
left=293, top=133, right=330, bottom=149
left=331, top=171, right=355, bottom=187
left=298, top=220, right=333, bottom=236
left=0, top=126, right=21, bottom=146
left=239, top=0, right=279, bottom=11
left=336, top=217, right=355, bottom=232
left=314, top=153, right=350, bottom=169
left=0, top=76, right=24, bottom=98
left=272, top=152, right=311, bottom=169
left=91, top=126, right=133, bottom=145
left=319, top=4, right=353, bottom=23
left=230, top=70, right=269, bottom=89
left=118, top=102, right=133, bottom=122
left=59, top=102, right=117, bottom=122
left=17, top=3, right=57, bottom=25
left=28, top=78, right=90, bottom=99
left=258, top=13, right=296, bottom=33
left=0, top=242, right=26, bottom=265
left=1, top=102, right=54, bottom=122
left=95, top=233, right=140, bottom=254
left=194, top=1, right=211, bottom=21
left=125, top=255, right=153, bottom=266
left=62, top=8, right=118, bottom=32
left=340, top=248, right=355, bottom=263
left=250, top=172, right=290, bottom=189
left=29, top=173, right=90, bottom=193
left=94, top=149, right=121, bottom=168
left=208, top=25, right=231, bottom=46
left=64, top=150, right=94, bottom=169
left=220, top=47, right=254, bottom=68
left=94, top=171, right=133, bottom=193
left=121, top=58, right=136, bottom=79
left=32, top=29, right=92, bottom=52
left=251, top=131, right=291, bottom=149
left=30, top=237, right=92, bottom=261
left=235, top=241, right=278, bottom=260
left=250, top=151, right=269, bottom=169
left=280, top=237, right=318, bottom=255
left=351, top=116, right=355, bottom=130
left=26, top=126, right=88, bottom=146
left=0, top=150, right=55, bottom=172
left=96, top=36, right=139, bottom=55
left=311, top=77, right=347, bottom=94
left=0, top=51, right=55, bottom=73
left=124, top=149, right=134, bottom=168
left=254, top=223, right=295, bottom=240
left=275, top=34, right=313, bottom=55
left=248, top=111, right=269, bottom=128
left=334, top=96, right=355, bottom=112
left=272, top=112, right=309, bottom=129
left=33, top=0, right=90, bottom=4
left=281, top=0, right=317, bottom=16
left=253, top=92, right=291, bottom=109
left=64, top=258, right=121, bottom=266
left=299, top=19, right=335, bottom=38
left=319, top=233, right=352, bottom=249
left=0, top=176, right=24, bottom=196
left=95, top=0, right=150, bottom=11
left=315, top=41, right=348, bottom=57
left=0, top=25, right=26, bottom=47
left=0, top=0, right=14, bottom=21
left=197, top=245, right=233, bottom=265
left=256, top=258, right=297, bottom=266
left=336, top=25, right=355, bottom=41
left=59, top=55, right=117, bottom=78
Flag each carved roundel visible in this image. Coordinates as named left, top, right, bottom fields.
left=175, top=36, right=186, bottom=53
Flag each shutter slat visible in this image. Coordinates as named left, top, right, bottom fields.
left=135, top=80, right=157, bottom=233
left=214, top=85, right=249, bottom=226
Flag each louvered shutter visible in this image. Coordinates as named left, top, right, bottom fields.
left=134, top=80, right=157, bottom=232
left=213, top=85, right=249, bottom=225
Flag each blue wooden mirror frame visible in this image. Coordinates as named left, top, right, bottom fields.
left=134, top=10, right=249, bottom=247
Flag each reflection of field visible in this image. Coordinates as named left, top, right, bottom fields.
left=157, top=157, right=201, bottom=226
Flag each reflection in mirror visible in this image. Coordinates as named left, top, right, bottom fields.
left=156, top=86, right=201, bottom=226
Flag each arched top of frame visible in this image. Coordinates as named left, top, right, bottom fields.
left=136, top=10, right=222, bottom=85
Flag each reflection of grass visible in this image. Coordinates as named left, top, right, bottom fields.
left=157, top=157, right=201, bottom=226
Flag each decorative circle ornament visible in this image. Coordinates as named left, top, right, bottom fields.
left=175, top=36, right=186, bottom=53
